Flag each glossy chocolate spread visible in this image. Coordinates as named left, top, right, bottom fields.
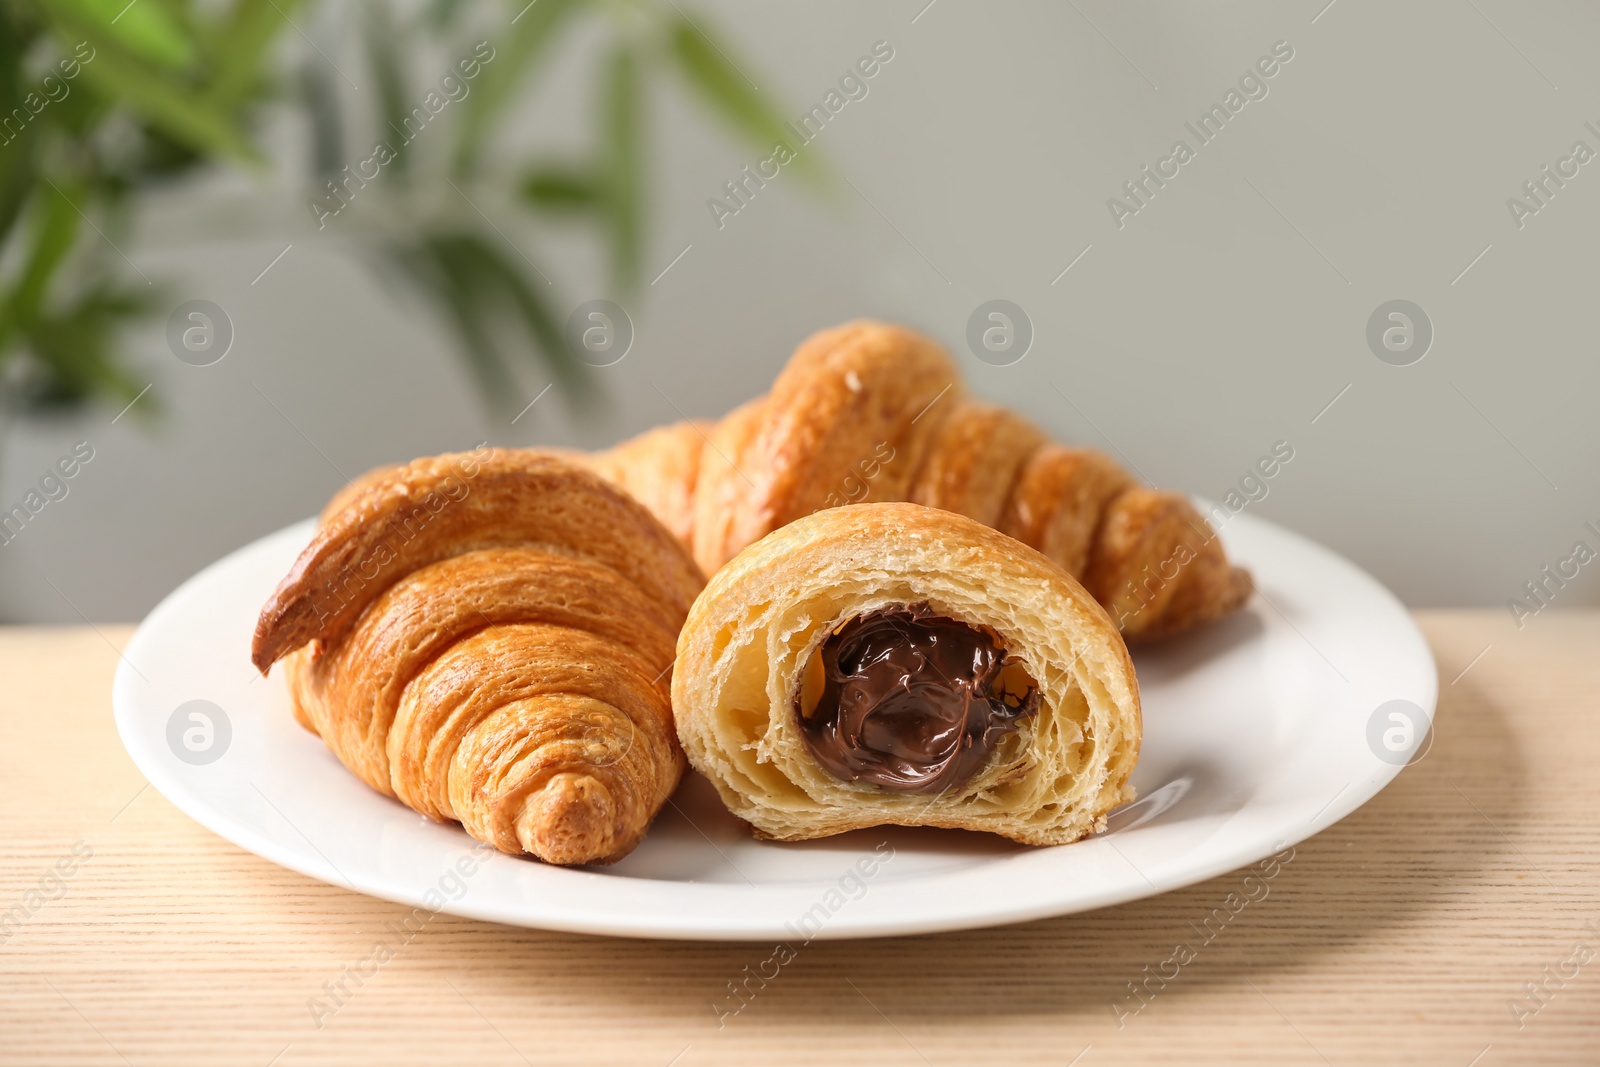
left=794, top=602, right=1039, bottom=794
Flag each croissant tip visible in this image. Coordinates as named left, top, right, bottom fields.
left=519, top=773, right=628, bottom=867
left=249, top=631, right=277, bottom=675
left=1228, top=566, right=1255, bottom=611
left=251, top=592, right=294, bottom=674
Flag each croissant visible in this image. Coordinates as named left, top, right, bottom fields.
left=593, top=321, right=1250, bottom=641
left=251, top=448, right=704, bottom=866
left=673, top=502, right=1141, bottom=845
left=585, top=420, right=707, bottom=550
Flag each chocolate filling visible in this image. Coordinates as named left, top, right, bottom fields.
left=794, top=602, right=1040, bottom=794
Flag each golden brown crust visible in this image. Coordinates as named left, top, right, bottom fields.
left=1084, top=488, right=1253, bottom=641
left=389, top=623, right=677, bottom=863
left=673, top=502, right=1141, bottom=845
left=588, top=421, right=707, bottom=550
left=252, top=449, right=701, bottom=673
left=254, top=449, right=704, bottom=866
left=285, top=547, right=680, bottom=799
left=689, top=396, right=770, bottom=574
left=908, top=400, right=1046, bottom=529
left=320, top=463, right=400, bottom=523
left=688, top=323, right=963, bottom=573
left=1000, top=446, right=1134, bottom=579
left=604, top=320, right=1251, bottom=640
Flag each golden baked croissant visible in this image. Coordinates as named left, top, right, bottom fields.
left=585, top=420, right=707, bottom=550
left=593, top=321, right=1251, bottom=641
left=251, top=448, right=704, bottom=866
left=673, top=502, right=1141, bottom=844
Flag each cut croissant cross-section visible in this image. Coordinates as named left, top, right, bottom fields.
left=672, top=501, right=1142, bottom=846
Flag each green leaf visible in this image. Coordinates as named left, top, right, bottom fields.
left=377, top=231, right=592, bottom=416
left=363, top=3, right=409, bottom=176
left=424, top=0, right=464, bottom=31
left=11, top=284, right=156, bottom=412
left=0, top=11, right=42, bottom=245
left=602, top=40, right=643, bottom=296
left=664, top=13, right=825, bottom=188
left=455, top=232, right=591, bottom=406
left=416, top=236, right=522, bottom=409
left=51, top=0, right=198, bottom=71
left=298, top=58, right=345, bottom=177
left=451, top=0, right=584, bottom=176
left=202, top=0, right=301, bottom=108
left=74, top=37, right=260, bottom=163
left=0, top=185, right=80, bottom=352
left=520, top=164, right=600, bottom=215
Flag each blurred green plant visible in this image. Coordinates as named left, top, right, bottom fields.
left=0, top=0, right=822, bottom=420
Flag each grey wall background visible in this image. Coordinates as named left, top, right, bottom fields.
left=3, top=0, right=1598, bottom=627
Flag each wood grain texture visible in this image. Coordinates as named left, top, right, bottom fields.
left=2, top=613, right=1597, bottom=1066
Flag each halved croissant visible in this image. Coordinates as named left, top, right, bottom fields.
left=592, top=321, right=1251, bottom=641
left=252, top=449, right=704, bottom=865
left=673, top=502, right=1141, bottom=845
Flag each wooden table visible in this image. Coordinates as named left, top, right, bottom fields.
left=2, top=612, right=1596, bottom=1065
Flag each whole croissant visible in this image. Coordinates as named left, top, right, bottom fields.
left=594, top=321, right=1250, bottom=641
left=251, top=448, right=704, bottom=865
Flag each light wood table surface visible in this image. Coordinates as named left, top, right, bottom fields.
left=2, top=611, right=1597, bottom=1065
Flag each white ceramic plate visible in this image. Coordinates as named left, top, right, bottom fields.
left=113, top=506, right=1435, bottom=941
